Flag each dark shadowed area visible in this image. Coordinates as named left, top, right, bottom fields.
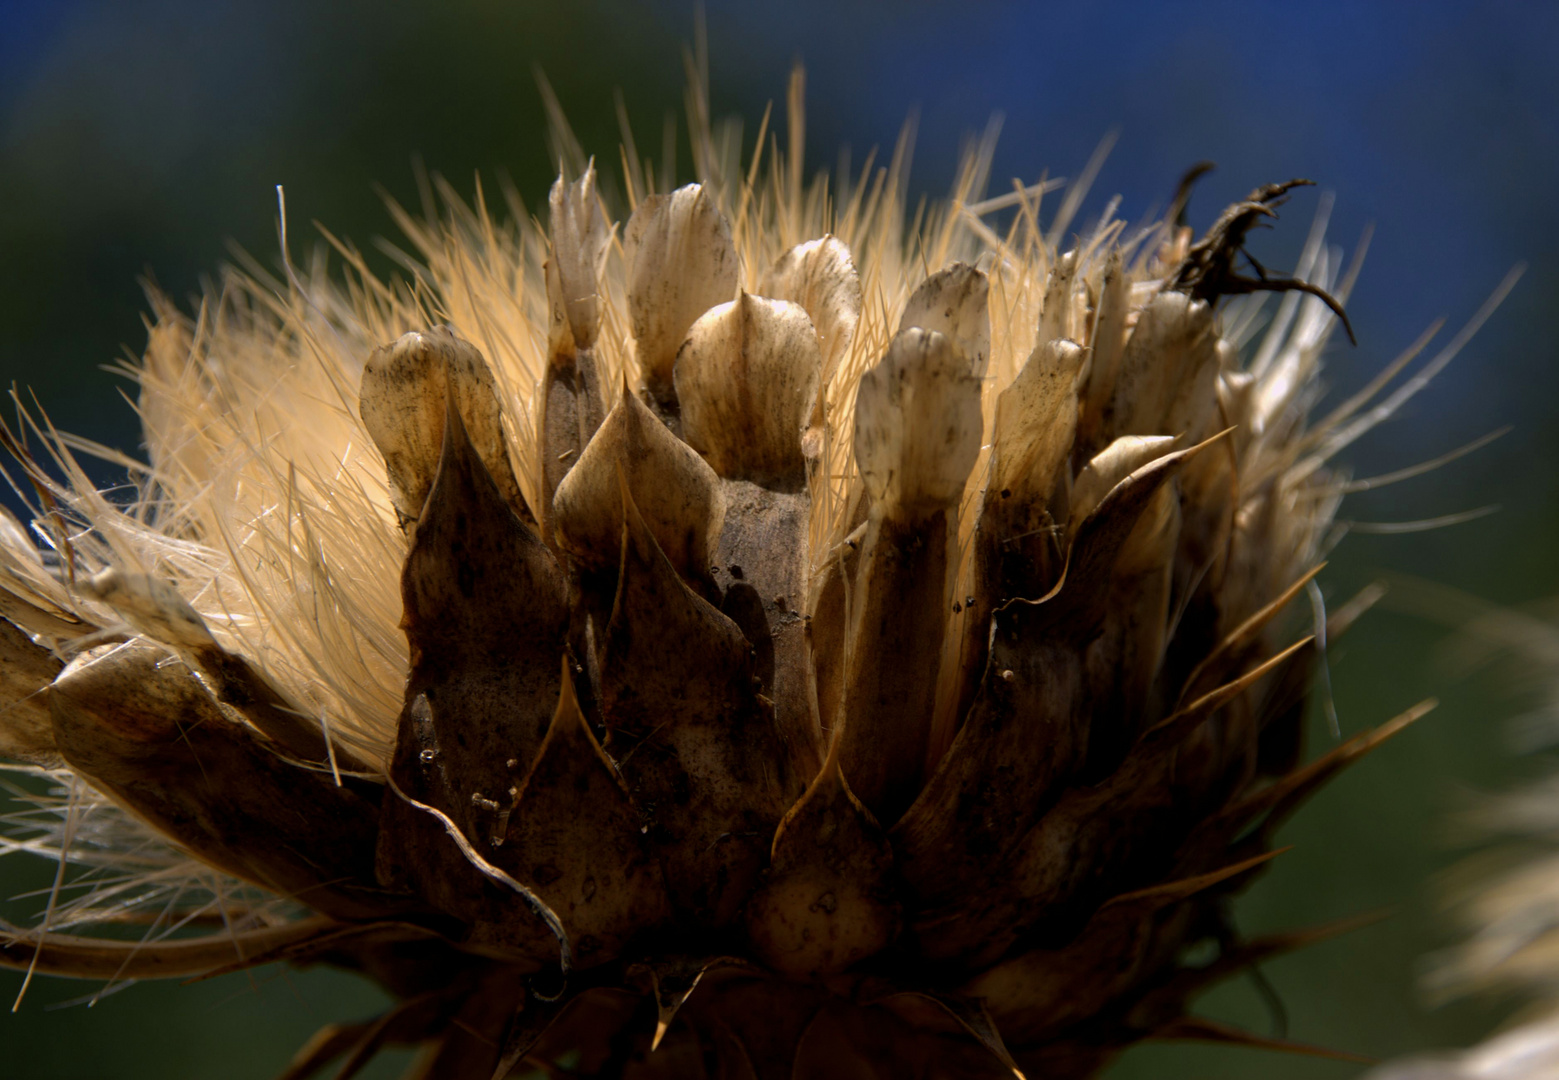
left=0, top=1, right=1556, bottom=1076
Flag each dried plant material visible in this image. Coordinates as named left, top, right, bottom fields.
left=552, top=388, right=726, bottom=581
left=0, top=63, right=1487, bottom=1080
left=187, top=640, right=357, bottom=767
left=713, top=481, right=821, bottom=775
left=745, top=749, right=897, bottom=979
left=839, top=327, right=983, bottom=822
left=1037, top=251, right=1080, bottom=346
left=496, top=664, right=672, bottom=967
left=853, top=327, right=983, bottom=513
left=626, top=183, right=739, bottom=398
left=539, top=339, right=606, bottom=539
left=805, top=527, right=861, bottom=739
left=1077, top=251, right=1129, bottom=456
left=971, top=337, right=1086, bottom=603
left=596, top=487, right=794, bottom=926
left=1105, top=292, right=1219, bottom=442
left=1070, top=435, right=1180, bottom=525
left=541, top=167, right=611, bottom=541
left=990, top=339, right=1087, bottom=512
left=360, top=327, right=532, bottom=527
left=898, top=263, right=992, bottom=377
left=549, top=163, right=612, bottom=354
left=50, top=642, right=409, bottom=921
left=80, top=568, right=349, bottom=765
left=965, top=851, right=1285, bottom=1047
left=0, top=618, right=61, bottom=764
left=376, top=394, right=568, bottom=956
left=936, top=337, right=1089, bottom=746
left=79, top=567, right=214, bottom=649
left=676, top=292, right=822, bottom=489
left=1167, top=178, right=1356, bottom=344
left=758, top=235, right=862, bottom=388
left=896, top=443, right=1204, bottom=911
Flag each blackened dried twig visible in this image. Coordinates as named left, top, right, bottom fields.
left=1167, top=178, right=1356, bottom=345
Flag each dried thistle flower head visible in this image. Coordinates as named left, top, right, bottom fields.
left=0, top=67, right=1480, bottom=1078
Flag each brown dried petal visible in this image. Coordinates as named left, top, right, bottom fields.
left=0, top=582, right=86, bottom=645
left=359, top=327, right=531, bottom=527
left=853, top=327, right=983, bottom=514
left=75, top=567, right=348, bottom=764
left=1069, top=435, right=1178, bottom=527
left=0, top=616, right=62, bottom=765
left=745, top=757, right=897, bottom=979
left=496, top=664, right=670, bottom=967
left=838, top=328, right=982, bottom=823
left=552, top=389, right=725, bottom=583
left=597, top=487, right=793, bottom=925
left=896, top=442, right=1211, bottom=923
left=50, top=642, right=411, bottom=921
left=989, top=339, right=1086, bottom=508
left=713, top=480, right=822, bottom=775
left=914, top=640, right=1310, bottom=971
left=539, top=344, right=606, bottom=546
left=676, top=293, right=822, bottom=489
left=188, top=641, right=358, bottom=767
left=898, top=262, right=991, bottom=378
left=1037, top=251, right=1079, bottom=346
left=1078, top=485, right=1180, bottom=775
left=625, top=184, right=739, bottom=397
left=1105, top=292, right=1219, bottom=441
left=758, top=235, right=862, bottom=388
left=1078, top=251, right=1129, bottom=456
left=836, top=507, right=959, bottom=825
left=805, top=530, right=861, bottom=743
left=0, top=510, right=92, bottom=643
left=548, top=162, right=612, bottom=351
left=972, top=915, right=1161, bottom=1049
left=79, top=567, right=214, bottom=649
left=375, top=394, right=568, bottom=954
left=0, top=917, right=350, bottom=984
left=943, top=338, right=1088, bottom=735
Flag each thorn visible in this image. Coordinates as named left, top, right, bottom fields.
left=1102, top=847, right=1291, bottom=916
left=1228, top=698, right=1436, bottom=840
left=628, top=955, right=737, bottom=1053
left=1175, top=563, right=1325, bottom=710
left=1144, top=637, right=1314, bottom=749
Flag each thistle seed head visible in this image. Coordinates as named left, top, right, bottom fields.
left=0, top=68, right=1475, bottom=1078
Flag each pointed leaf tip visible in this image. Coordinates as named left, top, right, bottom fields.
left=360, top=327, right=531, bottom=527
left=676, top=292, right=821, bottom=488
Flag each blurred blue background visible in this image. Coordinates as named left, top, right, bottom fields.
left=0, top=1, right=1556, bottom=1076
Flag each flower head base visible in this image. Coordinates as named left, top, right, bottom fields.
left=0, top=69, right=1460, bottom=1078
